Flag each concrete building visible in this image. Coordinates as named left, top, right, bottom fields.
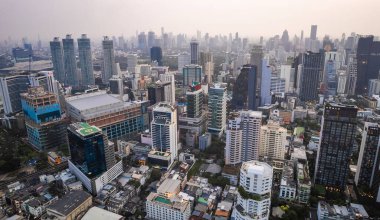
left=146, top=179, right=192, bottom=220
left=208, top=83, right=227, bottom=137
left=82, top=207, right=124, bottom=220
left=62, top=34, right=79, bottom=88
left=102, top=36, right=117, bottom=84
left=345, top=55, right=357, bottom=96
left=148, top=81, right=173, bottom=105
left=65, top=91, right=149, bottom=140
left=369, top=79, right=380, bottom=97
left=190, top=39, right=199, bottom=65
left=299, top=51, right=324, bottom=101
left=231, top=160, right=273, bottom=220
left=28, top=71, right=59, bottom=96
left=127, top=54, right=138, bottom=73
left=178, top=52, right=190, bottom=73
left=159, top=73, right=176, bottom=105
left=314, top=103, right=358, bottom=190
left=151, top=102, right=178, bottom=166
left=297, top=162, right=311, bottom=204
left=21, top=86, right=67, bottom=151
left=279, top=161, right=297, bottom=201
left=109, top=75, right=124, bottom=95
left=259, top=122, right=287, bottom=160
left=182, top=64, right=203, bottom=87
left=199, top=132, right=212, bottom=151
left=0, top=74, right=30, bottom=115
left=225, top=111, right=262, bottom=165
left=78, top=34, right=95, bottom=87
left=317, top=201, right=369, bottom=220
left=337, top=69, right=347, bottom=95
left=50, top=37, right=65, bottom=84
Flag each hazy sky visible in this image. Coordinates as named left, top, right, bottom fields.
left=1, top=0, right=379, bottom=41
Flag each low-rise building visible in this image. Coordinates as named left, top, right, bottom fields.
left=82, top=207, right=124, bottom=220
left=279, top=161, right=297, bottom=201
left=222, top=165, right=240, bottom=186
left=317, top=201, right=369, bottom=220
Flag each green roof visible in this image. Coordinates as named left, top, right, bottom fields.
left=76, top=122, right=101, bottom=136
left=198, top=197, right=208, bottom=204
left=155, top=196, right=172, bottom=205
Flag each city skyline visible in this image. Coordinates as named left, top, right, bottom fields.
left=1, top=0, right=380, bottom=41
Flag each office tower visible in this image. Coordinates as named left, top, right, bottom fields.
left=259, top=122, right=287, bottom=160
left=281, top=29, right=290, bottom=51
left=250, top=45, right=264, bottom=101
left=178, top=52, right=191, bottom=72
left=356, top=35, right=380, bottom=95
left=50, top=37, right=65, bottom=83
left=322, top=51, right=342, bottom=96
left=186, top=82, right=203, bottom=118
left=337, top=69, right=347, bottom=95
left=200, top=52, right=214, bottom=84
left=208, top=83, right=227, bottom=137
left=127, top=54, right=138, bottom=73
left=231, top=161, right=273, bottom=220
left=148, top=81, right=173, bottom=105
left=150, top=47, right=163, bottom=66
left=138, top=32, right=147, bottom=51
left=159, top=73, right=176, bottom=105
left=231, top=64, right=257, bottom=110
left=109, top=75, right=124, bottom=95
left=190, top=39, right=199, bottom=64
left=280, top=65, right=292, bottom=92
left=151, top=102, right=178, bottom=166
left=147, top=31, right=155, bottom=50
left=78, top=34, right=95, bottom=86
left=261, top=60, right=272, bottom=106
left=299, top=51, right=324, bottom=101
left=118, top=36, right=126, bottom=50
left=314, top=103, right=358, bottom=190
left=225, top=110, right=262, bottom=165
left=146, top=179, right=192, bottom=220
left=21, top=86, right=67, bottom=151
left=369, top=79, right=380, bottom=96
left=102, top=36, right=117, bottom=84
left=65, top=91, right=149, bottom=140
left=0, top=74, right=30, bottom=115
left=182, top=64, right=203, bottom=87
left=310, top=25, right=317, bottom=40
left=270, top=77, right=286, bottom=93
left=28, top=71, right=59, bottom=96
left=62, top=34, right=78, bottom=87
left=355, top=123, right=380, bottom=194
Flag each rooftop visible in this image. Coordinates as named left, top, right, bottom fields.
left=157, top=178, right=181, bottom=195
left=67, top=92, right=122, bottom=111
left=70, top=122, right=102, bottom=137
left=82, top=207, right=123, bottom=220
left=46, top=191, right=91, bottom=216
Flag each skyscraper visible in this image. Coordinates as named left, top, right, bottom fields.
left=50, top=37, right=65, bottom=83
left=355, top=35, right=380, bottom=95
left=259, top=122, right=287, bottom=160
left=21, top=86, right=67, bottom=151
left=310, top=25, right=317, bottom=40
left=299, top=51, right=324, bottom=101
left=109, top=75, right=124, bottom=95
left=159, top=73, right=176, bottom=105
left=148, top=81, right=173, bottom=105
left=62, top=34, right=79, bottom=87
left=102, top=36, right=117, bottom=84
left=186, top=82, right=203, bottom=118
left=151, top=102, right=178, bottom=166
left=261, top=60, right=272, bottom=106
left=182, top=64, right=203, bottom=87
left=147, top=31, right=155, bottom=50
left=355, top=122, right=380, bottom=200
left=345, top=54, right=358, bottom=95
left=200, top=52, right=214, bottom=84
left=314, top=103, right=358, bottom=190
left=0, top=74, right=30, bottom=115
left=178, top=52, right=191, bottom=73
left=78, top=34, right=95, bottom=87
left=150, top=46, right=163, bottom=66
left=225, top=110, right=262, bottom=165
left=231, top=160, right=273, bottom=220
left=138, top=32, right=147, bottom=51
left=190, top=39, right=199, bottom=64
left=28, top=71, right=59, bottom=96
left=231, top=64, right=257, bottom=110
left=208, top=83, right=227, bottom=137
left=250, top=45, right=264, bottom=103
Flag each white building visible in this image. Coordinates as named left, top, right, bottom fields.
left=159, top=73, right=176, bottom=105
left=369, top=79, right=380, bottom=97
left=225, top=111, right=262, bottom=165
left=127, top=54, right=138, bottom=73
left=337, top=69, right=347, bottom=95
left=208, top=83, right=227, bottom=137
left=146, top=179, right=192, bottom=220
left=280, top=65, right=292, bottom=93
left=259, top=122, right=287, bottom=160
left=232, top=160, right=273, bottom=220
left=151, top=102, right=178, bottom=165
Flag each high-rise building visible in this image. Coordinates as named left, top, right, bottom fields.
left=208, top=83, right=227, bottom=137
left=0, top=74, right=30, bottom=115
left=355, top=122, right=380, bottom=200
left=323, top=51, right=343, bottom=96
left=190, top=39, right=199, bottom=64
left=21, top=86, right=67, bottom=151
left=78, top=34, right=95, bottom=87
left=345, top=55, right=358, bottom=96
left=250, top=45, right=264, bottom=99
left=336, top=69, right=347, bottom=95
left=102, top=36, right=117, bottom=84
left=50, top=37, right=65, bottom=83
left=148, top=81, right=173, bottom=105
left=261, top=60, right=272, bottom=106
left=231, top=65, right=257, bottom=110
left=356, top=35, right=380, bottom=95
left=28, top=71, right=59, bottom=96
left=150, top=46, right=163, bottom=66
left=147, top=31, right=155, bottom=50
left=225, top=110, right=262, bottom=165
left=314, top=103, right=358, bottom=190
left=159, top=73, right=176, bottom=105
left=138, top=32, right=147, bottom=51
left=310, top=25, right=318, bottom=40
left=200, top=52, right=214, bottom=83
left=178, top=52, right=191, bottom=73
left=182, top=64, right=203, bottom=87
left=62, top=34, right=79, bottom=87
left=109, top=75, right=124, bottom=95
left=231, top=160, right=273, bottom=220
left=151, top=102, right=178, bottom=166
left=127, top=54, right=138, bottom=73
left=186, top=82, right=203, bottom=118
left=299, top=51, right=324, bottom=101
left=259, top=122, right=287, bottom=160
left=368, top=79, right=380, bottom=97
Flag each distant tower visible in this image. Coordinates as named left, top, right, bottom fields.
left=102, top=36, right=117, bottom=84
left=190, top=39, right=199, bottom=64
left=147, top=31, right=155, bottom=50
left=182, top=64, right=203, bottom=87
left=310, top=25, right=317, bottom=40
left=250, top=45, right=264, bottom=103
left=150, top=47, right=163, bottom=66
left=50, top=37, right=65, bottom=84
left=78, top=34, right=95, bottom=87
left=299, top=51, right=324, bottom=101
left=231, top=64, right=257, bottom=110
left=62, top=34, right=78, bottom=87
